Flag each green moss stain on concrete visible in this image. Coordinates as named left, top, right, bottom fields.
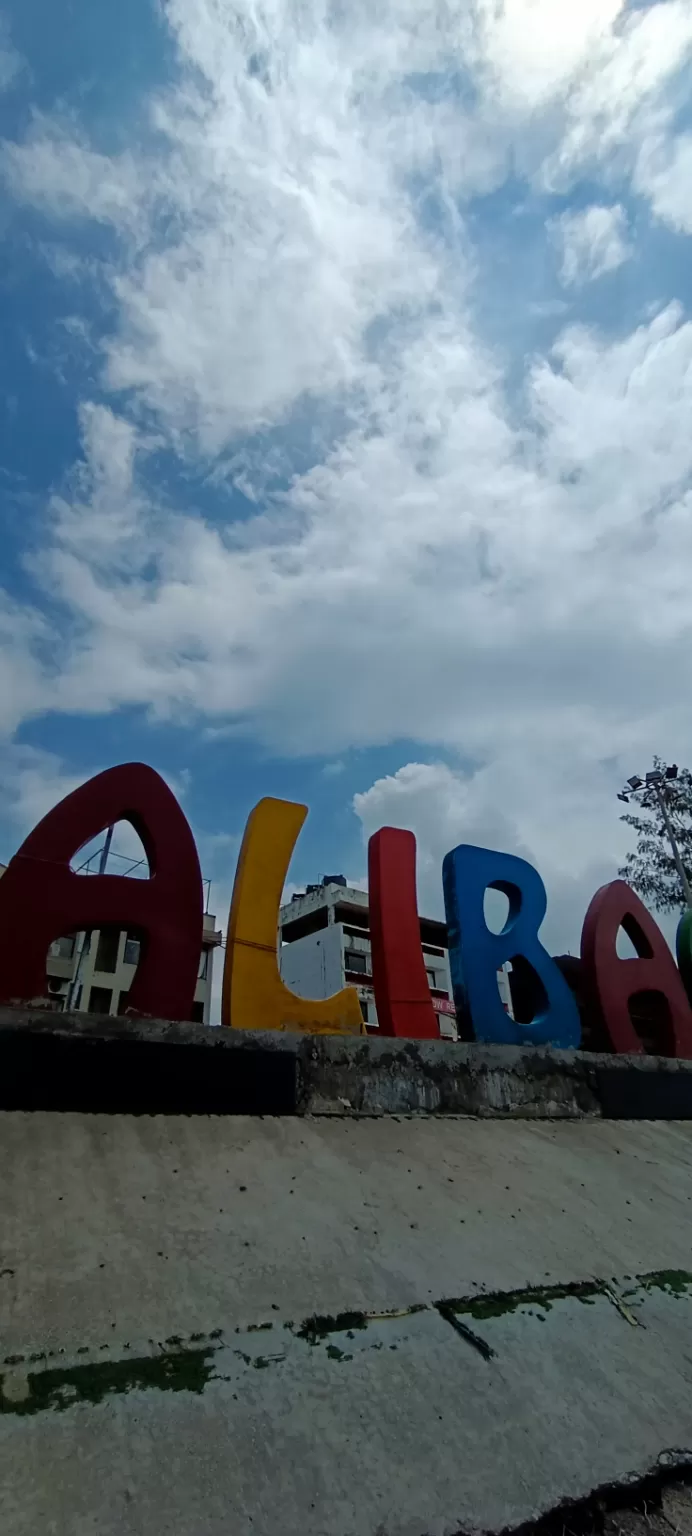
left=0, top=1345, right=215, bottom=1417
left=6, top=1265, right=691, bottom=1416
left=435, top=1268, right=692, bottom=1333
left=326, top=1344, right=353, bottom=1362
left=442, top=1278, right=602, bottom=1324
left=294, top=1304, right=426, bottom=1348
left=295, top=1311, right=368, bottom=1346
left=637, top=1269, right=692, bottom=1298
left=235, top=1350, right=285, bottom=1371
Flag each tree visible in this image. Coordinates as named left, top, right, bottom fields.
left=618, top=757, right=692, bottom=914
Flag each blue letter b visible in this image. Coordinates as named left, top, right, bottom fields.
left=442, top=844, right=581, bottom=1049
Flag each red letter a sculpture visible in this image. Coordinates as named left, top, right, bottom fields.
left=0, top=763, right=203, bottom=1021
left=581, top=879, right=692, bottom=1057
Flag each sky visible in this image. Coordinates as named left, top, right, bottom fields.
left=1, top=0, right=692, bottom=1019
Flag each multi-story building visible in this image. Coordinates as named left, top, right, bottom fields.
left=279, top=875, right=513, bottom=1038
left=0, top=863, right=222, bottom=1024
left=47, top=914, right=222, bottom=1023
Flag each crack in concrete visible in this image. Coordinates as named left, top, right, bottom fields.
left=434, top=1301, right=497, bottom=1360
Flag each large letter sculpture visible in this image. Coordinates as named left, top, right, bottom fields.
left=581, top=880, right=692, bottom=1057
left=222, top=797, right=364, bottom=1034
left=677, top=908, right=692, bottom=1007
left=0, top=763, right=203, bottom=1020
left=368, top=827, right=439, bottom=1038
left=442, top=843, right=581, bottom=1048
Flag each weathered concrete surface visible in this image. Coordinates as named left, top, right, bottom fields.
left=5, top=1113, right=692, bottom=1353
left=4, top=1280, right=692, bottom=1536
left=3, top=1112, right=692, bottom=1533
left=4, top=1005, right=692, bottom=1117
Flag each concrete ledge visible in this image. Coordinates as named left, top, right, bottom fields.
left=2, top=1006, right=692, bottom=1117
left=302, top=1033, right=692, bottom=1119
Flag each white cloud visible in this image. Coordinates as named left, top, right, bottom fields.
left=529, top=304, right=692, bottom=538
left=540, top=0, right=692, bottom=189
left=2, top=119, right=143, bottom=231
left=0, top=596, right=52, bottom=739
left=473, top=0, right=624, bottom=109
left=46, top=404, right=146, bottom=560
left=635, top=126, right=692, bottom=234
left=8, top=2, right=686, bottom=454
left=10, top=298, right=692, bottom=774
left=0, top=745, right=85, bottom=853
left=551, top=203, right=631, bottom=286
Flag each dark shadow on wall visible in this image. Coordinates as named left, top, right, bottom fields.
left=0, top=1030, right=299, bottom=1115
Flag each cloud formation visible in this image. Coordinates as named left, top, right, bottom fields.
left=551, top=203, right=631, bottom=285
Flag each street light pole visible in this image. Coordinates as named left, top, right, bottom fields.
left=98, top=825, right=114, bottom=877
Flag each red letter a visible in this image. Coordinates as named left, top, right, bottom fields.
left=581, top=879, right=692, bottom=1057
left=0, top=763, right=203, bottom=1021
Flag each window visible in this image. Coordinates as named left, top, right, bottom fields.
left=123, top=934, right=141, bottom=967
left=190, top=1000, right=205, bottom=1023
left=360, top=998, right=369, bottom=1023
left=88, top=986, right=113, bottom=1015
left=198, top=948, right=209, bottom=981
left=426, top=968, right=436, bottom=987
left=94, top=929, right=120, bottom=973
left=118, top=991, right=130, bottom=1016
left=345, top=951, right=367, bottom=974
left=48, top=936, right=76, bottom=961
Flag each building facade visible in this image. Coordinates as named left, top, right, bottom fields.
left=46, top=914, right=222, bottom=1023
left=279, top=875, right=513, bottom=1037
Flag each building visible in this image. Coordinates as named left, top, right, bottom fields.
left=279, top=875, right=513, bottom=1037
left=0, top=863, right=222, bottom=1024
left=47, top=914, right=222, bottom=1023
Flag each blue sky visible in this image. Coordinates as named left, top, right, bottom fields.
left=1, top=0, right=692, bottom=1012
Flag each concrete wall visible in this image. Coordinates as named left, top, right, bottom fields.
left=4, top=1014, right=692, bottom=1535
left=3, top=1106, right=692, bottom=1535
